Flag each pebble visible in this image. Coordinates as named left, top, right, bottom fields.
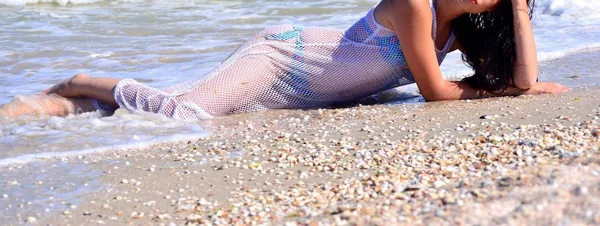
left=26, top=217, right=37, bottom=223
left=130, top=211, right=144, bottom=219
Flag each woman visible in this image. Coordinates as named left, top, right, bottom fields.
left=0, top=0, right=570, bottom=121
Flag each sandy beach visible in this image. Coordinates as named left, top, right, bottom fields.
left=2, top=83, right=599, bottom=225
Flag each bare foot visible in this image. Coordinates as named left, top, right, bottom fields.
left=0, top=95, right=78, bottom=118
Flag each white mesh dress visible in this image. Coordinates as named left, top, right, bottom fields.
left=92, top=0, right=455, bottom=121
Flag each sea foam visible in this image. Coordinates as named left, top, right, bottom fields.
left=0, top=0, right=142, bottom=6
left=0, top=110, right=209, bottom=165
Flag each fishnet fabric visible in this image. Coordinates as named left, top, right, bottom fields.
left=104, top=0, right=453, bottom=121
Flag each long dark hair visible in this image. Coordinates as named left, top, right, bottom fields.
left=452, top=0, right=535, bottom=93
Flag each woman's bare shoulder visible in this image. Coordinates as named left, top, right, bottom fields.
left=374, top=0, right=434, bottom=31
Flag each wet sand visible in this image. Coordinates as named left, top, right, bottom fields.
left=1, top=85, right=598, bottom=225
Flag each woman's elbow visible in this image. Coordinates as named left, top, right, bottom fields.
left=513, top=76, right=537, bottom=90
left=421, top=90, right=452, bottom=102
left=423, top=94, right=442, bottom=102
left=419, top=81, right=463, bottom=102
left=513, top=67, right=538, bottom=89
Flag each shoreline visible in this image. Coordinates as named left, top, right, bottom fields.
left=2, top=86, right=600, bottom=225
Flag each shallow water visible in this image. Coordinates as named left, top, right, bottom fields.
left=0, top=0, right=377, bottom=104
left=0, top=0, right=599, bottom=164
left=0, top=110, right=208, bottom=162
left=0, top=160, right=103, bottom=223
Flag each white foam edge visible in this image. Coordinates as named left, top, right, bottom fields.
left=0, top=131, right=209, bottom=167
left=0, top=0, right=143, bottom=6
left=537, top=43, right=600, bottom=62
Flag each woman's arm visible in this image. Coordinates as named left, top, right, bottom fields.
left=387, top=0, right=486, bottom=101
left=447, top=43, right=570, bottom=98
left=387, top=0, right=568, bottom=101
left=511, top=0, right=538, bottom=89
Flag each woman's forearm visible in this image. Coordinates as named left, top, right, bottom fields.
left=427, top=79, right=570, bottom=102
left=423, top=80, right=517, bottom=101
left=475, top=85, right=526, bottom=98
left=441, top=81, right=524, bottom=100
left=511, top=0, right=538, bottom=89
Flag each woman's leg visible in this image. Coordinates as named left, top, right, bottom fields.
left=0, top=95, right=95, bottom=118
left=107, top=54, right=280, bottom=120
left=43, top=73, right=121, bottom=106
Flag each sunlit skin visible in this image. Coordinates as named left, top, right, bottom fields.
left=0, top=0, right=570, bottom=119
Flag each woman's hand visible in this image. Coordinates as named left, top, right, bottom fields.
left=42, top=73, right=91, bottom=97
left=521, top=82, right=571, bottom=95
